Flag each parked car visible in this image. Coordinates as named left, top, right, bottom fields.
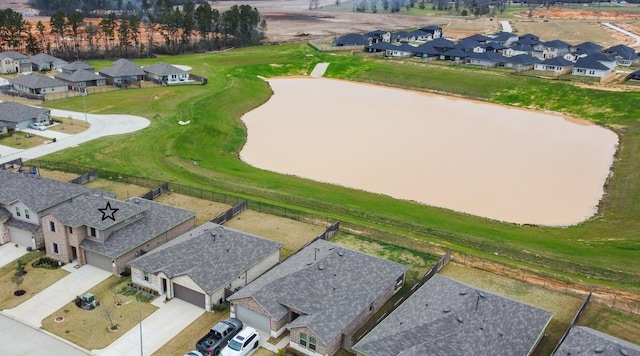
left=29, top=122, right=47, bottom=131
left=196, top=317, right=243, bottom=355
left=220, top=327, right=259, bottom=356
left=184, top=351, right=204, bottom=356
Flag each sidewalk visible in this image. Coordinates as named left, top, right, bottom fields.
left=92, top=298, right=204, bottom=356
left=3, top=264, right=111, bottom=327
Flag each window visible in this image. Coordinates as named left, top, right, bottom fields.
left=68, top=226, right=73, bottom=234
left=89, top=227, right=96, bottom=237
left=15, top=207, right=21, bottom=217
left=309, top=336, right=317, bottom=351
left=49, top=221, right=56, bottom=232
left=143, top=272, right=150, bottom=282
left=24, top=209, right=30, bottom=219
left=52, top=243, right=59, bottom=254
left=299, top=333, right=307, bottom=347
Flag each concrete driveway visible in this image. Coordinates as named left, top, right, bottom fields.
left=0, top=109, right=150, bottom=165
left=3, top=264, right=111, bottom=327
left=21, top=126, right=72, bottom=140
left=0, top=313, right=89, bottom=355
left=92, top=298, right=204, bottom=356
left=0, top=243, right=28, bottom=269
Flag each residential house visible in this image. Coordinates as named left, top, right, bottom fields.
left=333, top=34, right=368, bottom=47
left=408, top=29, right=430, bottom=41
left=429, top=37, right=456, bottom=53
left=572, top=55, right=615, bottom=79
left=456, top=39, right=484, bottom=53
left=9, top=73, right=68, bottom=96
left=629, top=69, right=640, bottom=81
left=567, top=41, right=603, bottom=60
left=490, top=31, right=519, bottom=46
left=503, top=43, right=535, bottom=57
left=461, top=34, right=491, bottom=44
left=54, top=61, right=106, bottom=88
left=143, top=62, right=189, bottom=84
left=364, top=30, right=390, bottom=44
left=0, top=101, right=51, bottom=134
left=503, top=54, right=540, bottom=71
left=534, top=56, right=574, bottom=74
left=385, top=43, right=416, bottom=57
left=481, top=42, right=508, bottom=53
left=439, top=48, right=469, bottom=62
left=467, top=52, right=505, bottom=68
left=129, top=222, right=282, bottom=310
left=29, top=53, right=68, bottom=72
left=228, top=239, right=407, bottom=356
left=41, top=195, right=196, bottom=275
left=418, top=25, right=442, bottom=40
left=554, top=326, right=640, bottom=356
left=98, top=58, right=146, bottom=85
left=533, top=39, right=572, bottom=59
left=604, top=44, right=640, bottom=66
left=0, top=51, right=31, bottom=74
left=413, top=43, right=440, bottom=59
left=352, top=274, right=553, bottom=356
left=391, top=31, right=414, bottom=43
left=0, top=170, right=94, bottom=249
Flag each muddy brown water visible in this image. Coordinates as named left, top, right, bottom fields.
left=240, top=78, right=618, bottom=226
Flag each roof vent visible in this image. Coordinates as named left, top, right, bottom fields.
left=443, top=308, right=451, bottom=313
left=456, top=316, right=463, bottom=323
left=460, top=291, right=467, bottom=296
left=620, top=349, right=628, bottom=356
left=337, top=251, right=344, bottom=257
left=318, top=264, right=325, bottom=271
left=478, top=291, right=485, bottom=298
left=306, top=262, right=313, bottom=266
left=594, top=346, right=605, bottom=353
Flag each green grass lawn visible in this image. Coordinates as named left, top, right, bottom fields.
left=38, top=43, right=640, bottom=293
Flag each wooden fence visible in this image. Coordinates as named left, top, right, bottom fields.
left=68, top=169, right=98, bottom=185
left=551, top=290, right=593, bottom=355
left=140, top=182, right=169, bottom=201
left=210, top=200, right=249, bottom=224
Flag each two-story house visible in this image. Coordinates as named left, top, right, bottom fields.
left=42, top=194, right=196, bottom=275
left=0, top=51, right=31, bottom=74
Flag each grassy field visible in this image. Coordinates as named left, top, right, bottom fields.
left=225, top=209, right=325, bottom=259
left=37, top=43, right=640, bottom=293
left=41, top=276, right=158, bottom=350
left=578, top=302, right=640, bottom=345
left=38, top=169, right=78, bottom=182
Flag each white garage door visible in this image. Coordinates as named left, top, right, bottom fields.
left=85, top=251, right=112, bottom=272
left=174, top=283, right=205, bottom=309
left=235, top=305, right=271, bottom=334
left=8, top=227, right=33, bottom=248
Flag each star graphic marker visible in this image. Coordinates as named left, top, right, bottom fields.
left=98, top=202, right=119, bottom=222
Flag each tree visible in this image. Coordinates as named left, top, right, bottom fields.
left=12, top=274, right=24, bottom=294
left=36, top=20, right=46, bottom=48
left=98, top=13, right=117, bottom=54
left=128, top=16, right=140, bottom=56
left=103, top=305, right=118, bottom=330
left=118, top=17, right=131, bottom=56
left=50, top=10, right=66, bottom=51
left=67, top=11, right=84, bottom=53
left=0, top=9, right=28, bottom=50
left=181, top=1, right=196, bottom=51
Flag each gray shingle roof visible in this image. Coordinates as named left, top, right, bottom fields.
left=99, top=58, right=145, bottom=78
left=49, top=194, right=148, bottom=230
left=467, top=52, right=505, bottom=62
left=554, top=326, right=640, bottom=356
left=5, top=217, right=40, bottom=232
left=574, top=56, right=610, bottom=71
left=544, top=39, right=571, bottom=49
left=61, top=61, right=95, bottom=72
left=30, top=53, right=68, bottom=67
left=503, top=54, right=540, bottom=65
left=0, top=51, right=28, bottom=60
left=538, top=56, right=574, bottom=67
left=353, top=274, right=553, bottom=356
left=80, top=197, right=195, bottom=258
left=129, top=222, right=282, bottom=294
left=0, top=101, right=50, bottom=123
left=54, top=68, right=104, bottom=83
left=0, top=170, right=91, bottom=213
left=142, top=62, right=187, bottom=76
left=228, top=239, right=407, bottom=344
left=0, top=207, right=10, bottom=220
left=9, top=73, right=67, bottom=89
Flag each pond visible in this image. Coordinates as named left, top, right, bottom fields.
left=240, top=78, right=618, bottom=226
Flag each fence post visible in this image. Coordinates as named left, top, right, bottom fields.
left=522, top=270, right=526, bottom=282
left=612, top=294, right=617, bottom=308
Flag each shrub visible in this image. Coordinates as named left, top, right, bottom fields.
left=32, top=257, right=62, bottom=269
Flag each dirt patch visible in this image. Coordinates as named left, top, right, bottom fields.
left=84, top=178, right=149, bottom=200
left=522, top=7, right=640, bottom=21
left=224, top=209, right=325, bottom=259
left=154, top=192, right=230, bottom=226
left=37, top=169, right=78, bottom=182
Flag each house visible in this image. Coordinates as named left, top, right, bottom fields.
left=0, top=51, right=31, bottom=74
left=364, top=30, right=390, bottom=44
left=365, top=42, right=394, bottom=54
left=352, top=274, right=553, bottom=356
left=0, top=101, right=51, bottom=134
left=408, top=29, right=430, bottom=41
left=228, top=239, right=407, bottom=356
left=413, top=43, right=440, bottom=59
left=391, top=31, right=414, bottom=43
left=98, top=58, right=146, bottom=85
left=0, top=170, right=94, bottom=249
left=533, top=39, right=571, bottom=59
left=143, top=62, right=189, bottom=84
left=503, top=54, right=540, bottom=71
left=456, top=39, right=483, bottom=53
left=461, top=34, right=491, bottom=44
left=41, top=195, right=196, bottom=275
left=629, top=69, right=640, bottom=81
left=534, top=56, right=574, bottom=74
left=9, top=73, right=68, bottom=96
left=554, top=326, right=640, bottom=356
left=570, top=41, right=603, bottom=56
left=385, top=43, right=416, bottom=57
left=467, top=52, right=505, bottom=68
left=429, top=37, right=456, bottom=53
left=572, top=55, right=615, bottom=78
left=604, top=44, right=640, bottom=66
left=129, top=222, right=282, bottom=310
left=333, top=34, right=368, bottom=47
left=54, top=61, right=106, bottom=88
left=439, top=48, right=469, bottom=62
left=418, top=25, right=442, bottom=40
left=490, top=31, right=519, bottom=46
left=29, top=53, right=68, bottom=72
left=503, top=43, right=535, bottom=57
left=481, top=42, right=508, bottom=53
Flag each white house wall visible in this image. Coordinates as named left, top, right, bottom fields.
left=6, top=201, right=38, bottom=225
left=131, top=267, right=162, bottom=293
left=247, top=250, right=280, bottom=283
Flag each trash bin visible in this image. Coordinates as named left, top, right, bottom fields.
left=52, top=137, right=56, bottom=142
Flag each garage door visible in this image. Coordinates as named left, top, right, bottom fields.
left=8, top=227, right=33, bottom=248
left=235, top=305, right=271, bottom=334
left=85, top=251, right=112, bottom=272
left=174, top=283, right=205, bottom=309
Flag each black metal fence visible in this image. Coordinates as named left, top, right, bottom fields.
left=211, top=200, right=249, bottom=224
left=140, top=182, right=169, bottom=201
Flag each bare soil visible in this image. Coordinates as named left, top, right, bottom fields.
left=154, top=192, right=230, bottom=226
left=85, top=178, right=150, bottom=200
left=37, top=169, right=79, bottom=182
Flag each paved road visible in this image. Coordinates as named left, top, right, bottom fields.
left=602, top=22, right=640, bottom=47
left=0, top=109, right=150, bottom=165
left=0, top=313, right=89, bottom=356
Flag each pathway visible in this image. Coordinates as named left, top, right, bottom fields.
left=602, top=22, right=640, bottom=47
left=310, top=62, right=330, bottom=77
left=499, top=21, right=513, bottom=33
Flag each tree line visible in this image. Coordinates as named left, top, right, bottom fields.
left=1, top=1, right=266, bottom=60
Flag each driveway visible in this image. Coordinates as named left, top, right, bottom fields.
left=0, top=243, right=28, bottom=269
left=602, top=22, right=640, bottom=47
left=3, top=264, right=111, bottom=327
left=92, top=298, right=204, bottom=356
left=21, top=126, right=72, bottom=140
left=0, top=109, right=150, bottom=165
left=0, top=313, right=89, bottom=355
